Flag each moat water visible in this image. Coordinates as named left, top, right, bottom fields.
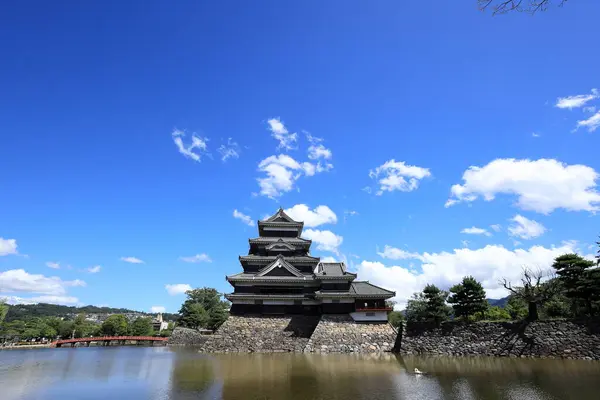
left=1, top=347, right=599, bottom=400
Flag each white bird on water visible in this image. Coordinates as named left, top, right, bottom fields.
left=414, top=368, right=424, bottom=374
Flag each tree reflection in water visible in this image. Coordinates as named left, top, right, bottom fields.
left=170, top=353, right=217, bottom=397
left=398, top=355, right=600, bottom=400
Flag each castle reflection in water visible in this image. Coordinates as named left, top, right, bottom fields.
left=2, top=347, right=600, bottom=400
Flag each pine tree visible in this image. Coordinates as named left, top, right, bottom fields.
left=552, top=254, right=594, bottom=296
left=575, top=268, right=600, bottom=317
left=552, top=253, right=595, bottom=316
left=448, top=276, right=488, bottom=320
left=405, top=292, right=428, bottom=323
left=422, top=284, right=451, bottom=326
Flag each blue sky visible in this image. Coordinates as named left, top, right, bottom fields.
left=1, top=1, right=599, bottom=312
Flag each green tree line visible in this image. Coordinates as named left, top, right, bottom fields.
left=389, top=250, right=600, bottom=327
left=0, top=312, right=174, bottom=341
left=1, top=286, right=230, bottom=340
left=3, top=303, right=178, bottom=323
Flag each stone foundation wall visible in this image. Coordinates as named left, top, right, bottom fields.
left=400, top=319, right=600, bottom=360
left=198, top=315, right=320, bottom=352
left=304, top=315, right=396, bottom=353
left=168, top=327, right=210, bottom=346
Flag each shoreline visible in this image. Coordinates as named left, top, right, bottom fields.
left=1, top=344, right=51, bottom=350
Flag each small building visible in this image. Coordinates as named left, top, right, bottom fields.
left=152, top=313, right=169, bottom=332
left=225, top=208, right=395, bottom=322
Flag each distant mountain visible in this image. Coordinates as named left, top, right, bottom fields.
left=4, top=303, right=179, bottom=323
left=487, top=297, right=509, bottom=307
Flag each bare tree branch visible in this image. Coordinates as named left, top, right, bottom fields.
left=501, top=278, right=520, bottom=296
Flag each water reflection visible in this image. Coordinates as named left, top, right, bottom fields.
left=1, top=347, right=599, bottom=400
left=214, top=353, right=402, bottom=400
left=399, top=355, right=600, bottom=400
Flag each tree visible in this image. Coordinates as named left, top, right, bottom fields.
left=0, top=300, right=8, bottom=325
left=207, top=307, right=228, bottom=330
left=484, top=306, right=511, bottom=321
left=71, top=313, right=100, bottom=338
left=552, top=253, right=596, bottom=315
left=552, top=254, right=594, bottom=295
left=478, top=0, right=568, bottom=15
left=179, top=303, right=209, bottom=330
left=38, top=322, right=57, bottom=339
left=130, top=317, right=154, bottom=336
left=422, top=284, right=452, bottom=326
left=597, top=235, right=600, bottom=266
left=182, top=288, right=225, bottom=312
left=388, top=311, right=404, bottom=328
left=448, top=276, right=488, bottom=320
left=575, top=268, right=600, bottom=316
left=101, top=314, right=129, bottom=336
left=405, top=293, right=428, bottom=323
left=178, top=287, right=229, bottom=330
left=543, top=298, right=571, bottom=318
left=505, top=296, right=528, bottom=320
left=501, top=267, right=556, bottom=321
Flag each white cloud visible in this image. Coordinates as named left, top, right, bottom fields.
left=233, top=209, right=255, bottom=227
left=490, top=224, right=502, bottom=232
left=4, top=295, right=80, bottom=306
left=256, top=154, right=331, bottom=198
left=508, top=214, right=546, bottom=240
left=179, top=254, right=212, bottom=263
left=303, top=229, right=343, bottom=254
left=121, top=256, right=144, bottom=264
left=150, top=306, right=166, bottom=313
left=218, top=138, right=240, bottom=162
left=305, top=132, right=333, bottom=160
left=320, top=256, right=338, bottom=263
left=0, top=269, right=85, bottom=295
left=446, top=158, right=600, bottom=214
left=531, top=132, right=541, bottom=138
left=0, top=237, right=18, bottom=256
left=308, top=144, right=332, bottom=160
left=284, top=204, right=337, bottom=228
left=576, top=110, right=600, bottom=132
left=358, top=241, right=583, bottom=308
left=461, top=227, right=492, bottom=237
left=87, top=265, right=101, bottom=273
left=267, top=117, right=297, bottom=150
left=257, top=154, right=303, bottom=198
left=377, top=245, right=421, bottom=260
left=555, top=89, right=598, bottom=109
left=46, top=261, right=60, bottom=269
left=172, top=129, right=209, bottom=162
left=369, top=160, right=431, bottom=195
left=166, top=283, right=192, bottom=296
left=583, top=106, right=596, bottom=114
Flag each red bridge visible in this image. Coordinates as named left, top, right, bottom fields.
left=52, top=336, right=168, bottom=348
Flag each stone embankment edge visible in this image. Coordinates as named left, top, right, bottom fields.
left=399, top=319, right=600, bottom=360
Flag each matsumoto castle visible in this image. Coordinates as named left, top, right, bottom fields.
left=224, top=208, right=395, bottom=322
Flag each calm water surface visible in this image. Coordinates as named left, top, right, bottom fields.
left=1, top=347, right=599, bottom=400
